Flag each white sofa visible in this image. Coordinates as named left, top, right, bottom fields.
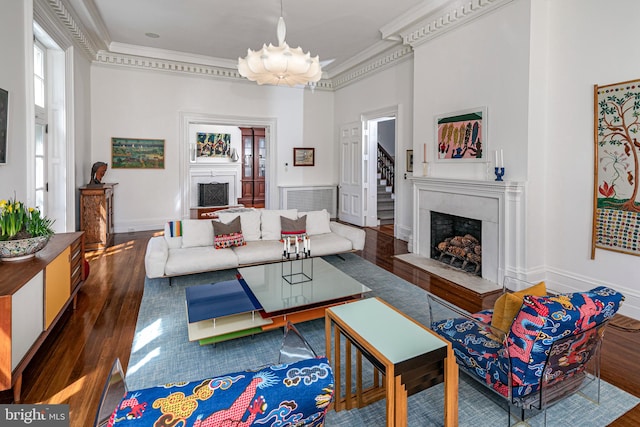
left=144, top=208, right=365, bottom=279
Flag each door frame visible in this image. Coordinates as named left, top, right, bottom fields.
left=362, top=106, right=398, bottom=230
left=179, top=112, right=277, bottom=218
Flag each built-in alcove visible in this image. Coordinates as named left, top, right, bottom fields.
left=179, top=112, right=277, bottom=218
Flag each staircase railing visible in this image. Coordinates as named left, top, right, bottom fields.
left=377, top=144, right=395, bottom=193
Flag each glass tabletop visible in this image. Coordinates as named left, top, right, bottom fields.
left=328, top=298, right=446, bottom=364
left=238, top=257, right=371, bottom=313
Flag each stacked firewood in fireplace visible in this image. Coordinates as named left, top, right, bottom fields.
left=435, top=234, right=482, bottom=274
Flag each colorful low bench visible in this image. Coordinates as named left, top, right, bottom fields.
left=106, top=357, right=334, bottom=427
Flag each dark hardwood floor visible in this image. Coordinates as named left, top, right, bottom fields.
left=1, top=227, right=638, bottom=426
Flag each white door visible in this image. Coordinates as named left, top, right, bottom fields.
left=338, top=122, right=365, bottom=226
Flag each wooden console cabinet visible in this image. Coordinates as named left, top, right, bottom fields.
left=0, top=232, right=85, bottom=402
left=80, top=183, right=117, bottom=250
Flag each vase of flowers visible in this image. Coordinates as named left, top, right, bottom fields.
left=0, top=198, right=55, bottom=261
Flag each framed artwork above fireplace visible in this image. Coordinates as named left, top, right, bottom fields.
left=435, top=106, right=486, bottom=162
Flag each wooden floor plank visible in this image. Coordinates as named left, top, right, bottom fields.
left=0, top=227, right=637, bottom=426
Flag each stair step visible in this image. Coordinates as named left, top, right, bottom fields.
left=378, top=211, right=395, bottom=220
left=378, top=218, right=395, bottom=225
left=378, top=201, right=394, bottom=209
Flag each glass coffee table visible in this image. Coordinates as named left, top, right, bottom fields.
left=186, top=257, right=371, bottom=344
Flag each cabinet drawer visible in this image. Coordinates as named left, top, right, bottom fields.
left=70, top=237, right=83, bottom=291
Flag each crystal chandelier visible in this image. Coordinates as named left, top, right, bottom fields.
left=237, top=1, right=322, bottom=87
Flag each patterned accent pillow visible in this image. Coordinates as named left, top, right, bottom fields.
left=281, top=215, right=307, bottom=241
left=211, top=217, right=246, bottom=249
left=167, top=220, right=182, bottom=237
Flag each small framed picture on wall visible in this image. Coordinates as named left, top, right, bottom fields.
left=293, top=147, right=315, bottom=166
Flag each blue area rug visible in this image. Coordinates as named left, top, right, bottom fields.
left=128, top=253, right=639, bottom=426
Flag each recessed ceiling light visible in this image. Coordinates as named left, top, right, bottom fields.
left=145, top=32, right=160, bottom=39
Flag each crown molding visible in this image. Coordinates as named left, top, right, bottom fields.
left=65, top=0, right=112, bottom=48
left=94, top=50, right=334, bottom=91
left=36, top=0, right=101, bottom=59
left=324, top=39, right=403, bottom=78
left=42, top=0, right=511, bottom=91
left=380, top=0, right=453, bottom=40
left=108, top=42, right=239, bottom=70
left=396, top=0, right=515, bottom=48
left=330, top=45, right=414, bottom=90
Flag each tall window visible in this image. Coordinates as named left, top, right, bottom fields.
left=34, top=40, right=47, bottom=212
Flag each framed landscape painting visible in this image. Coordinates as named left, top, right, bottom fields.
left=435, top=107, right=486, bottom=162
left=592, top=79, right=640, bottom=258
left=111, top=137, right=165, bottom=169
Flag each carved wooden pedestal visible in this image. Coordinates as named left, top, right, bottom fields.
left=80, top=183, right=117, bottom=251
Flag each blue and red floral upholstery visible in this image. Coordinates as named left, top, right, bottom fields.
left=107, top=357, right=334, bottom=427
left=431, top=286, right=624, bottom=404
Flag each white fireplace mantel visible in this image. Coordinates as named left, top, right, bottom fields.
left=410, top=177, right=526, bottom=285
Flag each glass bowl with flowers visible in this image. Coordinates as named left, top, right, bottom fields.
left=0, top=197, right=55, bottom=261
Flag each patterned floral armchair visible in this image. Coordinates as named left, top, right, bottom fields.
left=428, top=279, right=624, bottom=425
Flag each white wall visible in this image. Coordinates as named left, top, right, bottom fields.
left=73, top=48, right=93, bottom=223
left=90, top=65, right=334, bottom=231
left=541, top=0, right=640, bottom=317
left=0, top=0, right=31, bottom=200
left=409, top=0, right=639, bottom=317
left=333, top=59, right=414, bottom=241
left=412, top=0, right=531, bottom=182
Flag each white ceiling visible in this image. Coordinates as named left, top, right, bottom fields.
left=67, top=0, right=453, bottom=76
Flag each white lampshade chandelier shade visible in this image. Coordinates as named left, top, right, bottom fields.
left=238, top=12, right=322, bottom=87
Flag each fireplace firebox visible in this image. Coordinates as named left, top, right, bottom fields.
left=431, top=211, right=482, bottom=275
left=198, top=182, right=229, bottom=207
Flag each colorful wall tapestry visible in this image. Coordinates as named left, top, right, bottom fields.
left=197, top=132, right=231, bottom=158
left=592, top=79, right=640, bottom=257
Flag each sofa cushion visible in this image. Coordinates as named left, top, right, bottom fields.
left=281, top=215, right=307, bottom=240
left=165, top=246, right=238, bottom=275
left=181, top=220, right=214, bottom=248
left=217, top=209, right=261, bottom=242
left=304, top=233, right=352, bottom=256
left=300, top=209, right=331, bottom=235
left=212, top=217, right=246, bottom=249
left=232, top=240, right=284, bottom=265
left=261, top=209, right=297, bottom=240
